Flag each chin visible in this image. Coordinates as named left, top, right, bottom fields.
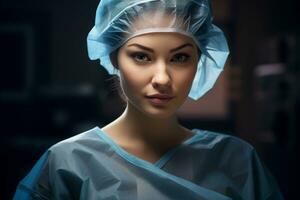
left=142, top=105, right=177, bottom=119
left=129, top=98, right=178, bottom=119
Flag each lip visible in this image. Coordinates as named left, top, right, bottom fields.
left=145, top=94, right=174, bottom=106
left=146, top=94, right=175, bottom=99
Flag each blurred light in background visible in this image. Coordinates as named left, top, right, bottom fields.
left=0, top=0, right=298, bottom=199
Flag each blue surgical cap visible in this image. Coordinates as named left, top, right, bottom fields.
left=87, top=0, right=229, bottom=100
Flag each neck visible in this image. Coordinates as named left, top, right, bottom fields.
left=115, top=103, right=184, bottom=143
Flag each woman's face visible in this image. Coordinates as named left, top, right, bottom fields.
left=116, top=32, right=199, bottom=118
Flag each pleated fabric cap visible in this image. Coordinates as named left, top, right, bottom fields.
left=87, top=0, right=229, bottom=100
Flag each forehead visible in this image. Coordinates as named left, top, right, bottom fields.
left=122, top=8, right=197, bottom=50
left=124, top=32, right=197, bottom=49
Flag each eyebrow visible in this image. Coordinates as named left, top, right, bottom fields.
left=126, top=43, right=195, bottom=53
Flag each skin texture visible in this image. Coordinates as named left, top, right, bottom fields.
left=102, top=32, right=199, bottom=164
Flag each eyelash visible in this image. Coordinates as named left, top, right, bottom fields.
left=171, top=54, right=191, bottom=63
left=130, top=52, right=151, bottom=63
left=130, top=52, right=191, bottom=64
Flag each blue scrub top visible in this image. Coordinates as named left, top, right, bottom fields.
left=13, top=127, right=284, bottom=200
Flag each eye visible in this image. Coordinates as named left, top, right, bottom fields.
left=171, top=53, right=190, bottom=63
left=130, top=52, right=151, bottom=63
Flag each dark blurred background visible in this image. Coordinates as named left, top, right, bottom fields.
left=0, top=0, right=299, bottom=199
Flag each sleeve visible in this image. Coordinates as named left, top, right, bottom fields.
left=242, top=148, right=285, bottom=200
left=13, top=150, right=52, bottom=200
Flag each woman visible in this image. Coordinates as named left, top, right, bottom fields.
left=14, top=0, right=283, bottom=199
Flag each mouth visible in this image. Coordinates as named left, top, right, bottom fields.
left=146, top=94, right=175, bottom=99
left=145, top=95, right=174, bottom=106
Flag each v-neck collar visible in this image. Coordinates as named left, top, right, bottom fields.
left=93, top=127, right=231, bottom=200
left=94, top=126, right=204, bottom=168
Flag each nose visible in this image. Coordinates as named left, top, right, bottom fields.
left=151, top=61, right=171, bottom=90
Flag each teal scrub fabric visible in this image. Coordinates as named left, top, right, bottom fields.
left=13, top=127, right=284, bottom=199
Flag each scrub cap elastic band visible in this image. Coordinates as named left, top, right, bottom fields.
left=87, top=0, right=229, bottom=100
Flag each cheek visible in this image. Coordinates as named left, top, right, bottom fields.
left=118, top=54, right=141, bottom=94
left=119, top=67, right=147, bottom=97
left=175, top=67, right=197, bottom=94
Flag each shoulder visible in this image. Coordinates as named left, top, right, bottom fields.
left=192, top=128, right=257, bottom=165
left=195, top=130, right=284, bottom=199
left=193, top=128, right=255, bottom=152
left=47, top=126, right=105, bottom=157
left=15, top=127, right=106, bottom=199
